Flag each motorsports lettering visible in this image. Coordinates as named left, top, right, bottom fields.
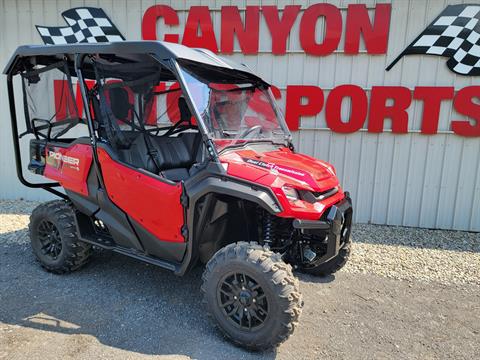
left=42, top=5, right=479, bottom=137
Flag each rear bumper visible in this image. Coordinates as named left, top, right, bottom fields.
left=293, top=192, right=353, bottom=263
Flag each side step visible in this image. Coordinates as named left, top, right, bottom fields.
left=74, top=212, right=180, bottom=273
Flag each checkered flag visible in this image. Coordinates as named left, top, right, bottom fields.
left=387, top=4, right=480, bottom=76
left=36, top=7, right=125, bottom=45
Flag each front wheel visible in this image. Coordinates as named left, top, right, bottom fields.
left=201, top=242, right=303, bottom=350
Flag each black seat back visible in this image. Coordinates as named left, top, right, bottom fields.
left=109, top=130, right=203, bottom=175
left=178, top=97, right=192, bottom=123
left=147, top=133, right=200, bottom=171
left=109, top=88, right=132, bottom=121
left=115, top=132, right=149, bottom=170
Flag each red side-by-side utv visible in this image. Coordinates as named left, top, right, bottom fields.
left=4, top=41, right=352, bottom=350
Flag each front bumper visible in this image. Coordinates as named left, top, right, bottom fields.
left=292, top=192, right=353, bottom=263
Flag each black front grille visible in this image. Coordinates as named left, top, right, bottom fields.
left=312, top=187, right=338, bottom=200
left=300, top=187, right=339, bottom=203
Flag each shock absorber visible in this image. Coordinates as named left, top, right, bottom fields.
left=262, top=212, right=276, bottom=248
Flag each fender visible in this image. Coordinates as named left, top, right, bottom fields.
left=186, top=176, right=282, bottom=215
left=177, top=166, right=282, bottom=275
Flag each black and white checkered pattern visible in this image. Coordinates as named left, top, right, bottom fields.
left=36, top=7, right=125, bottom=45
left=387, top=4, right=480, bottom=76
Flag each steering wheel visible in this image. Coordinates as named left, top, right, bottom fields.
left=237, top=125, right=262, bottom=139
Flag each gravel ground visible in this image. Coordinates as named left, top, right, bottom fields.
left=347, top=223, right=480, bottom=286
left=0, top=199, right=479, bottom=359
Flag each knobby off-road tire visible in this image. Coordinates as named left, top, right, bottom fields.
left=201, top=242, right=303, bottom=351
left=301, top=237, right=352, bottom=277
left=29, top=200, right=92, bottom=274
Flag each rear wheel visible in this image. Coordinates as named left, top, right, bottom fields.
left=29, top=200, right=92, bottom=274
left=202, top=242, right=302, bottom=350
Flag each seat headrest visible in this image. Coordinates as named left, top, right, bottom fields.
left=178, top=97, right=192, bottom=123
left=109, top=88, right=132, bottom=120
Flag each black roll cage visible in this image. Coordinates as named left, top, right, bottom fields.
left=6, top=73, right=67, bottom=198
left=4, top=42, right=293, bottom=201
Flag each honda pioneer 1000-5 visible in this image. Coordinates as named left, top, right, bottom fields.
left=4, top=41, right=352, bottom=350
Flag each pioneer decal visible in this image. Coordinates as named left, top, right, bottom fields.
left=48, top=151, right=80, bottom=171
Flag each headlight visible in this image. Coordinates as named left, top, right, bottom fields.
left=282, top=185, right=299, bottom=201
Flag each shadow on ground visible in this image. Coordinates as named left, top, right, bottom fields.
left=0, top=236, right=276, bottom=359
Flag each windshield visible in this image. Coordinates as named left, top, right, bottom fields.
left=176, top=60, right=290, bottom=151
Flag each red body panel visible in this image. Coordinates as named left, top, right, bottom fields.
left=97, top=148, right=185, bottom=243
left=44, top=143, right=93, bottom=196
left=220, top=147, right=345, bottom=220
left=43, top=140, right=343, bottom=237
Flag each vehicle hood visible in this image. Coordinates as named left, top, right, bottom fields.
left=220, top=148, right=340, bottom=192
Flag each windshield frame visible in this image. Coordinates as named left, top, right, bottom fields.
left=171, top=58, right=292, bottom=153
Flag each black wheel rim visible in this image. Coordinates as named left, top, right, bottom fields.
left=37, top=220, right=62, bottom=260
left=217, top=272, right=268, bottom=331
